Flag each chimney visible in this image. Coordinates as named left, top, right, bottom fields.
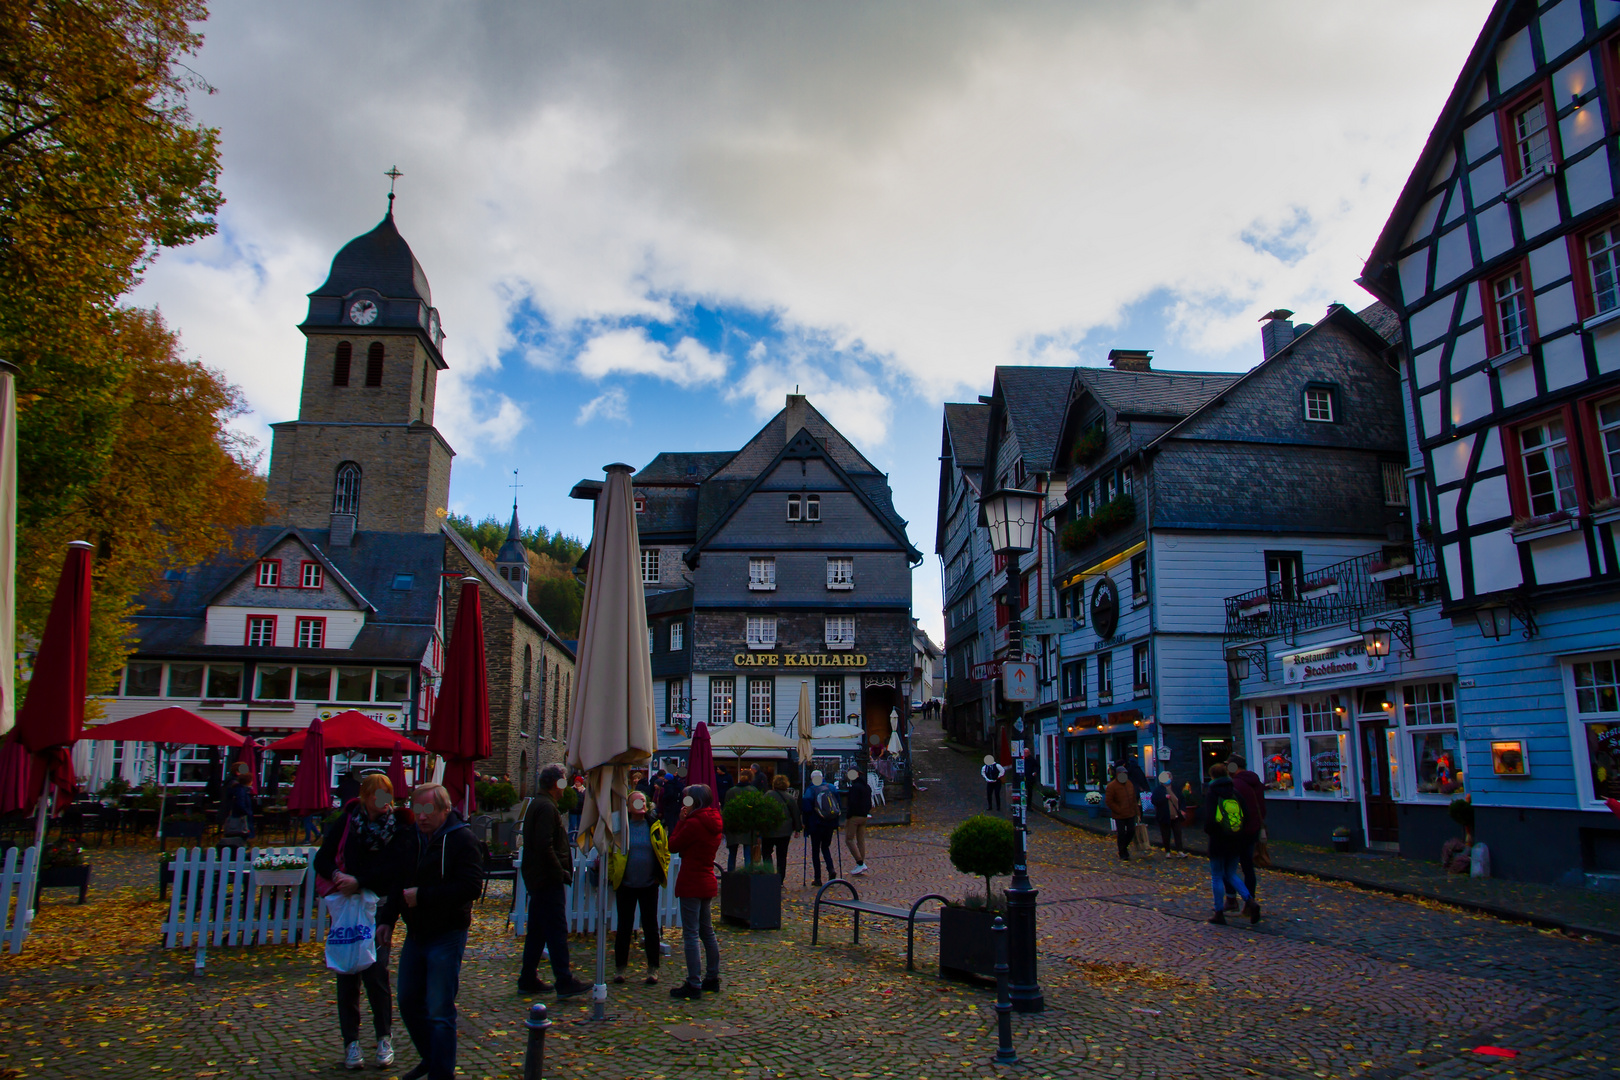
left=1107, top=349, right=1152, bottom=372
left=1260, top=309, right=1296, bottom=359
left=783, top=392, right=809, bottom=443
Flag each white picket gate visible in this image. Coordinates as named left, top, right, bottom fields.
left=508, top=849, right=684, bottom=935
left=1, top=845, right=39, bottom=954
left=162, top=846, right=328, bottom=950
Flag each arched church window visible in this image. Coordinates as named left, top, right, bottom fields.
left=333, top=342, right=352, bottom=386
left=365, top=342, right=384, bottom=387
left=333, top=462, right=361, bottom=516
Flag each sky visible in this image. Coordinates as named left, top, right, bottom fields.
left=130, top=0, right=1492, bottom=644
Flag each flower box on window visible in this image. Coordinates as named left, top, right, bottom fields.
left=1300, top=578, right=1340, bottom=601
left=1368, top=561, right=1414, bottom=582
left=1503, top=160, right=1556, bottom=201
left=1510, top=509, right=1578, bottom=543
left=1238, top=597, right=1271, bottom=616
left=1591, top=497, right=1620, bottom=527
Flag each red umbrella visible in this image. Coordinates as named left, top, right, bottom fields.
left=88, top=707, right=247, bottom=748
left=14, top=541, right=93, bottom=815
left=427, top=578, right=490, bottom=814
left=235, top=738, right=261, bottom=795
left=686, top=720, right=717, bottom=793
left=286, top=717, right=331, bottom=816
left=0, top=730, right=31, bottom=814
left=388, top=741, right=410, bottom=803
left=266, top=711, right=427, bottom=754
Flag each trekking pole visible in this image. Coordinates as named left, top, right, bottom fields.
left=523, top=1002, right=551, bottom=1080
left=992, top=917, right=1016, bottom=1063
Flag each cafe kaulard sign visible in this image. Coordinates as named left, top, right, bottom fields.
left=734, top=652, right=868, bottom=668
left=1282, top=640, right=1385, bottom=684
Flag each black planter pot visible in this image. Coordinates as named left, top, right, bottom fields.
left=39, top=863, right=91, bottom=903
left=1331, top=835, right=1352, bottom=853
left=939, top=904, right=1001, bottom=980
left=720, top=870, right=781, bottom=930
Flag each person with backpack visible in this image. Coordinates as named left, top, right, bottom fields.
left=1203, top=763, right=1259, bottom=925
left=982, top=756, right=1005, bottom=811
left=764, top=774, right=802, bottom=880
left=1104, top=766, right=1138, bottom=860
left=1227, top=753, right=1267, bottom=909
left=801, top=769, right=840, bottom=886
left=1150, top=770, right=1185, bottom=857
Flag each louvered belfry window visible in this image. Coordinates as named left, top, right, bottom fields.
left=365, top=342, right=384, bottom=386
left=333, top=341, right=352, bottom=385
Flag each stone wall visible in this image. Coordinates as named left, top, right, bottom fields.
left=267, top=421, right=452, bottom=534
left=297, top=331, right=439, bottom=427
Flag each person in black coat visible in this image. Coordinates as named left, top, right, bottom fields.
left=517, top=763, right=588, bottom=998
left=385, top=783, right=484, bottom=1080
left=658, top=773, right=685, bottom=824
left=315, top=774, right=414, bottom=1070
left=843, top=770, right=873, bottom=876
left=1202, top=764, right=1258, bottom=925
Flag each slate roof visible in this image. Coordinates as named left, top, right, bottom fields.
left=996, top=366, right=1077, bottom=472
left=1355, top=301, right=1404, bottom=347
left=635, top=452, right=735, bottom=485
left=310, top=212, right=432, bottom=304
left=942, top=403, right=990, bottom=469
left=441, top=525, right=574, bottom=654
left=1075, top=366, right=1242, bottom=419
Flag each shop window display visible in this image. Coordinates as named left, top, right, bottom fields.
left=1572, top=658, right=1620, bottom=801
left=1254, top=701, right=1293, bottom=792
left=1411, top=729, right=1464, bottom=794
left=1300, top=696, right=1343, bottom=795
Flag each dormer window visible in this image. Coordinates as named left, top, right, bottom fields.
left=787, top=494, right=801, bottom=521
left=805, top=494, right=820, bottom=521
left=301, top=562, right=323, bottom=589
left=635, top=496, right=646, bottom=514
left=257, top=561, right=280, bottom=587
left=1304, top=386, right=1336, bottom=423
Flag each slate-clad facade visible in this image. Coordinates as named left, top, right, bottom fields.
left=580, top=395, right=922, bottom=775
left=1360, top=0, right=1620, bottom=884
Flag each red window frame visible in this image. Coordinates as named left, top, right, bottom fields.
left=1481, top=259, right=1538, bottom=356
left=295, top=617, right=327, bottom=649
left=995, top=597, right=1009, bottom=628
left=245, top=615, right=277, bottom=648
left=257, top=560, right=281, bottom=588
left=1503, top=405, right=1586, bottom=518
left=299, top=560, right=324, bottom=589
left=1496, top=80, right=1561, bottom=183
left=993, top=551, right=1006, bottom=574
left=1570, top=217, right=1620, bottom=320
left=1602, top=33, right=1620, bottom=136
left=1578, top=391, right=1620, bottom=502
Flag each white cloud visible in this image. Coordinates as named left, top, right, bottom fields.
left=434, top=380, right=527, bottom=462
left=576, top=386, right=630, bottom=425
left=574, top=328, right=727, bottom=387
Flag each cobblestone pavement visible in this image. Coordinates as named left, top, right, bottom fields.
left=1, top=725, right=1615, bottom=1080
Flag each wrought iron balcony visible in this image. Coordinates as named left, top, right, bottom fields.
left=1223, top=539, right=1440, bottom=644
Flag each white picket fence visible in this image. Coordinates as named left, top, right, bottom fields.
left=1, top=845, right=39, bottom=954
left=162, top=846, right=328, bottom=949
left=508, top=849, right=685, bottom=935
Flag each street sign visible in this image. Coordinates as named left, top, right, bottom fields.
left=972, top=660, right=1002, bottom=682
left=1021, top=619, right=1083, bottom=636
left=1002, top=661, right=1037, bottom=702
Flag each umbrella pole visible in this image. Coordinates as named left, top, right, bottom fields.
left=592, top=865, right=608, bottom=1021
left=155, top=747, right=170, bottom=852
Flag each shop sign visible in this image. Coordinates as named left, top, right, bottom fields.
left=733, top=652, right=868, bottom=668
left=1282, top=641, right=1384, bottom=684
left=317, top=705, right=405, bottom=729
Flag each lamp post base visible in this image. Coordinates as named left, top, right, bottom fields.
left=1004, top=882, right=1044, bottom=1013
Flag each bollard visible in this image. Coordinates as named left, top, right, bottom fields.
left=523, top=1002, right=552, bottom=1080
left=992, top=916, right=1016, bottom=1064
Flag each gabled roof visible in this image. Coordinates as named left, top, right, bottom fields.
left=204, top=528, right=375, bottom=612
left=634, top=451, right=736, bottom=485
left=1075, top=367, right=1242, bottom=420
left=942, top=403, right=990, bottom=469
left=1355, top=300, right=1405, bottom=348
left=995, top=366, right=1077, bottom=474
left=441, top=524, right=574, bottom=657
left=686, top=427, right=923, bottom=566
left=709, top=396, right=881, bottom=480
left=1359, top=0, right=1516, bottom=305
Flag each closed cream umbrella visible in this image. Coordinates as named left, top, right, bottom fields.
left=565, top=463, right=656, bottom=1019
left=0, top=361, right=14, bottom=738
left=795, top=681, right=813, bottom=784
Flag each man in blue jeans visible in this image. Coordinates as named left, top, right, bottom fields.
left=386, top=783, right=483, bottom=1080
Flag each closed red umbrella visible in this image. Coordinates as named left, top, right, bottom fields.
left=14, top=541, right=93, bottom=816
left=236, top=738, right=261, bottom=795
left=286, top=717, right=331, bottom=816
left=388, top=741, right=410, bottom=803
left=427, top=578, right=490, bottom=814
left=686, top=720, right=717, bottom=793
left=0, top=730, right=30, bottom=814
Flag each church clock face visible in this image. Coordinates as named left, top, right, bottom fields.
left=348, top=298, right=379, bottom=325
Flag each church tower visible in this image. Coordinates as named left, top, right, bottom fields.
left=495, top=501, right=530, bottom=602
left=266, top=199, right=454, bottom=541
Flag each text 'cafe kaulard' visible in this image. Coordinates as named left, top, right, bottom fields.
left=733, top=652, right=870, bottom=668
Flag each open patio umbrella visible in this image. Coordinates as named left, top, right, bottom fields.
left=268, top=711, right=428, bottom=754
left=428, top=578, right=491, bottom=815
left=14, top=541, right=93, bottom=851
left=388, top=741, right=410, bottom=802
left=88, top=707, right=247, bottom=842
left=565, top=463, right=657, bottom=1020
left=286, top=717, right=331, bottom=818
left=685, top=720, right=716, bottom=793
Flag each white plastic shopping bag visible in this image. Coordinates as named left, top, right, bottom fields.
left=324, top=889, right=379, bottom=974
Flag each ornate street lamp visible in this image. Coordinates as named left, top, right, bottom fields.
left=978, top=485, right=1045, bottom=1014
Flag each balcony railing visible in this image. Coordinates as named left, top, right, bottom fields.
left=1223, top=539, right=1440, bottom=643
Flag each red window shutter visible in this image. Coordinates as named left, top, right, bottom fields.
left=1578, top=395, right=1612, bottom=502
left=1503, top=423, right=1530, bottom=519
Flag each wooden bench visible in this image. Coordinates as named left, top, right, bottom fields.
left=811, top=880, right=949, bottom=971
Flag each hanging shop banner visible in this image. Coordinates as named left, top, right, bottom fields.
left=1282, top=641, right=1385, bottom=684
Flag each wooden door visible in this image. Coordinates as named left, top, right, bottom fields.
left=1359, top=721, right=1399, bottom=843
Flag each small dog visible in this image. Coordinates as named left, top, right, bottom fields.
left=1042, top=797, right=1059, bottom=813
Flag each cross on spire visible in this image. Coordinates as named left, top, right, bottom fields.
left=509, top=469, right=522, bottom=507
left=385, top=165, right=403, bottom=214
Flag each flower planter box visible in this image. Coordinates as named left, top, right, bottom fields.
left=1368, top=564, right=1414, bottom=582
left=1331, top=834, right=1353, bottom=853
left=1300, top=584, right=1340, bottom=601
left=39, top=863, right=90, bottom=904
left=939, top=904, right=1001, bottom=981
left=1592, top=505, right=1620, bottom=528
left=720, top=871, right=781, bottom=930
left=253, top=867, right=308, bottom=888
left=1510, top=514, right=1579, bottom=543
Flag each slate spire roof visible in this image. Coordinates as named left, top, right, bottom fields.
left=310, top=211, right=433, bottom=305
left=497, top=502, right=527, bottom=566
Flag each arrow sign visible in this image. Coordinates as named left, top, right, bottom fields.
left=1002, top=661, right=1037, bottom=702
left=1021, top=618, right=1083, bottom=636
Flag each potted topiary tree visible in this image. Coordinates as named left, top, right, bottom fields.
left=38, top=843, right=90, bottom=904
left=940, top=815, right=1014, bottom=980
left=719, top=787, right=786, bottom=929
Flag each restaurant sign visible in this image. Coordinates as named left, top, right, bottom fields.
left=317, top=705, right=406, bottom=729
left=1282, top=641, right=1384, bottom=684
left=733, top=653, right=868, bottom=668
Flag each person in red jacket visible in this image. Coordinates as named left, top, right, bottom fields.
left=1227, top=754, right=1267, bottom=910
left=667, top=783, right=723, bottom=1000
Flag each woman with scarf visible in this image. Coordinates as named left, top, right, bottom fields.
left=315, top=772, right=415, bottom=1071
